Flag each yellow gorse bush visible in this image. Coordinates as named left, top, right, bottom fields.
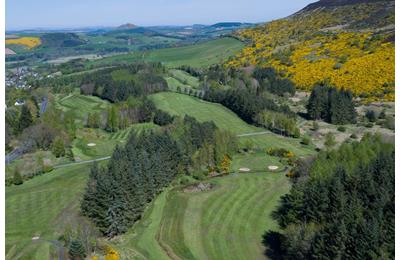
left=226, top=3, right=395, bottom=102
left=5, top=37, right=41, bottom=49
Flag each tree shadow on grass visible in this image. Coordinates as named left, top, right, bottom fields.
left=262, top=230, right=285, bottom=260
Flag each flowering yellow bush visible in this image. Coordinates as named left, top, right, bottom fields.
left=104, top=245, right=119, bottom=260
left=226, top=2, right=395, bottom=102
left=5, top=37, right=41, bottom=49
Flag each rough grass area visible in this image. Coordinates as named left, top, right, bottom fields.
left=90, top=37, right=245, bottom=68
left=113, top=167, right=290, bottom=259
left=5, top=164, right=92, bottom=259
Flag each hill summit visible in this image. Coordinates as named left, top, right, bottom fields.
left=117, top=23, right=138, bottom=30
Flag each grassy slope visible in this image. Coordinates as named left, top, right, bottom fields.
left=55, top=92, right=110, bottom=125
left=149, top=92, right=259, bottom=135
left=89, top=37, right=245, bottom=68
left=5, top=164, right=91, bottom=259
left=150, top=92, right=315, bottom=157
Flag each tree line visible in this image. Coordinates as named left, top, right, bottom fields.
left=307, top=83, right=357, bottom=125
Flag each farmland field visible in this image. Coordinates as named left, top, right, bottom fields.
left=5, top=36, right=41, bottom=49
left=90, top=37, right=245, bottom=68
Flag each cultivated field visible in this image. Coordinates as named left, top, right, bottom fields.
left=5, top=37, right=41, bottom=49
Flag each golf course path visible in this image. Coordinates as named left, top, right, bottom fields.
left=53, top=156, right=111, bottom=169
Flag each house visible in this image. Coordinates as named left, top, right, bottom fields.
left=15, top=99, right=25, bottom=106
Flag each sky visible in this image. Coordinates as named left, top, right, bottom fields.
left=6, top=0, right=315, bottom=30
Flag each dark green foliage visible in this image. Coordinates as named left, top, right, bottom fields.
left=253, top=67, right=296, bottom=96
left=270, top=135, right=394, bottom=259
left=301, top=136, right=311, bottom=145
left=307, top=84, right=357, bottom=125
left=365, top=109, right=377, bottom=122
left=204, top=88, right=294, bottom=124
left=51, top=136, right=65, bottom=157
left=13, top=168, right=23, bottom=185
left=337, top=126, right=346, bottom=132
left=153, top=109, right=175, bottom=126
left=17, top=105, right=33, bottom=133
left=68, top=239, right=86, bottom=260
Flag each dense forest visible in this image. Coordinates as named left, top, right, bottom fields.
left=266, top=134, right=394, bottom=259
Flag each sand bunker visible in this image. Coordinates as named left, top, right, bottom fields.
left=87, top=143, right=96, bottom=147
left=268, top=165, right=279, bottom=171
left=32, top=236, right=40, bottom=240
left=183, top=183, right=213, bottom=193
left=239, top=168, right=251, bottom=172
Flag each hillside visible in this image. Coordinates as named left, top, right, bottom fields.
left=227, top=0, right=395, bottom=101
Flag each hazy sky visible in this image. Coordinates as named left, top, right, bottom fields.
left=6, top=0, right=315, bottom=29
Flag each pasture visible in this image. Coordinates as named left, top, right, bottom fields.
left=90, top=37, right=245, bottom=68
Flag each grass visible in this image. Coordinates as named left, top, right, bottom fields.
left=149, top=92, right=259, bottom=135
left=169, top=69, right=200, bottom=88
left=89, top=37, right=245, bottom=68
left=114, top=158, right=290, bottom=260
left=5, top=164, right=92, bottom=259
left=55, top=92, right=110, bottom=125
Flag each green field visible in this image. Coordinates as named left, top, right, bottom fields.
left=169, top=69, right=200, bottom=88
left=90, top=37, right=245, bottom=68
left=5, top=164, right=92, bottom=259
left=114, top=163, right=290, bottom=260
left=55, top=92, right=110, bottom=125
left=150, top=92, right=259, bottom=134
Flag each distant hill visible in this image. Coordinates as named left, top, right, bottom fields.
left=116, top=23, right=138, bottom=30
left=40, top=33, right=86, bottom=48
left=211, top=22, right=243, bottom=28
left=227, top=0, right=395, bottom=102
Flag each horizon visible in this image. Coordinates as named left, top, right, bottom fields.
left=6, top=0, right=314, bottom=31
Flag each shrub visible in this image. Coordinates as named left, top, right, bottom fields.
left=350, top=133, right=358, bottom=139
left=312, top=121, right=319, bottom=131
left=337, top=126, right=346, bottom=132
left=267, top=147, right=294, bottom=158
left=13, top=168, right=23, bottom=185
left=301, top=136, right=311, bottom=145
